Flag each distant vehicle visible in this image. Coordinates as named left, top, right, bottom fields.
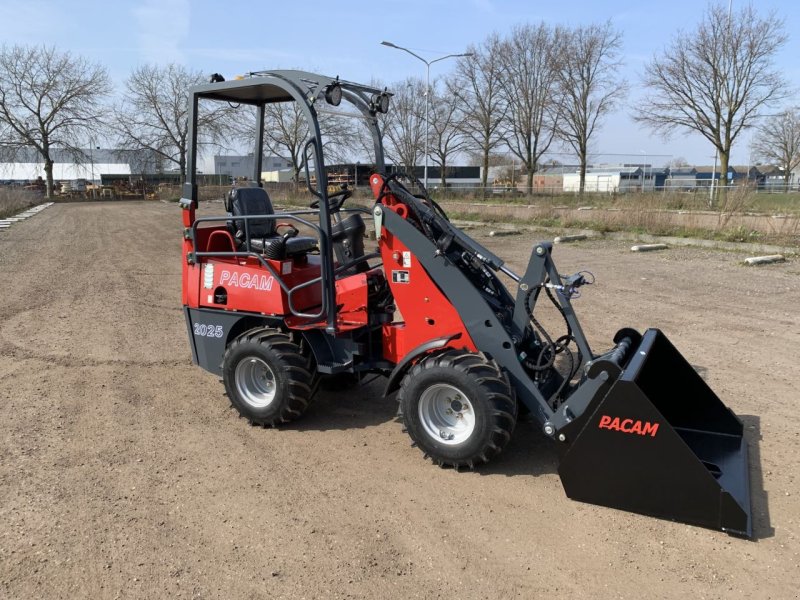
left=60, top=179, right=87, bottom=194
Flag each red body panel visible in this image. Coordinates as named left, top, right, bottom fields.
left=186, top=224, right=374, bottom=326
left=185, top=224, right=323, bottom=316
left=370, top=174, right=476, bottom=364
left=285, top=269, right=375, bottom=332
left=331, top=270, right=369, bottom=327
left=197, top=257, right=323, bottom=314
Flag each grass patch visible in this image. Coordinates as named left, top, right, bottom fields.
left=0, top=187, right=41, bottom=219
left=444, top=207, right=796, bottom=246
left=194, top=184, right=800, bottom=216
left=747, top=192, right=800, bottom=215
left=429, top=189, right=800, bottom=215
left=191, top=185, right=798, bottom=247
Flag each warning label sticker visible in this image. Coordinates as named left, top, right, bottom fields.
left=392, top=270, right=410, bottom=284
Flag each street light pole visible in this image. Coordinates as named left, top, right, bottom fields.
left=639, top=150, right=647, bottom=192
left=424, top=61, right=430, bottom=188
left=89, top=141, right=96, bottom=199
left=381, top=41, right=473, bottom=190
left=710, top=150, right=718, bottom=206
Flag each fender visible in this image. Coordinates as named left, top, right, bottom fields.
left=184, top=307, right=282, bottom=375
left=383, top=334, right=462, bottom=396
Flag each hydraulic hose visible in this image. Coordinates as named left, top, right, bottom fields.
left=523, top=281, right=583, bottom=406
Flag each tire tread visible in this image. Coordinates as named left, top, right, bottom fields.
left=223, top=328, right=312, bottom=427
left=397, top=349, right=516, bottom=469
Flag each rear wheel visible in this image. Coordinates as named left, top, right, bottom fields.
left=222, top=328, right=311, bottom=426
left=398, top=350, right=516, bottom=469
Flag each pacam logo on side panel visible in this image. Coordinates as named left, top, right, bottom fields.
left=219, top=270, right=274, bottom=292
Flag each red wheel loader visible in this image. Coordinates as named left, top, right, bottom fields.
left=180, top=71, right=752, bottom=537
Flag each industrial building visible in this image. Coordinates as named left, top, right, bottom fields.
left=0, top=148, right=161, bottom=184
left=214, top=154, right=293, bottom=179
left=562, top=166, right=652, bottom=193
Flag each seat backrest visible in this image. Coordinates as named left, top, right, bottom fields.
left=230, top=187, right=275, bottom=239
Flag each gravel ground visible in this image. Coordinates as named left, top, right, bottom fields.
left=0, top=201, right=798, bottom=599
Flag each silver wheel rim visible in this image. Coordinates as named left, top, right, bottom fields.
left=418, top=383, right=475, bottom=445
left=234, top=357, right=277, bottom=408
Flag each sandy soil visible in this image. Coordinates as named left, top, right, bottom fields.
left=1, top=201, right=798, bottom=599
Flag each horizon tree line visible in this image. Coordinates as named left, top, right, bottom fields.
left=0, top=2, right=793, bottom=200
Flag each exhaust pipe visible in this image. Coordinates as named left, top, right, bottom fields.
left=557, top=329, right=752, bottom=537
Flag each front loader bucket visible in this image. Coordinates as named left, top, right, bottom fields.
left=558, top=329, right=752, bottom=537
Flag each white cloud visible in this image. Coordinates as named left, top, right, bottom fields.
left=132, top=0, right=190, bottom=64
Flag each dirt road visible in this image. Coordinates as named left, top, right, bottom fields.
left=1, top=201, right=798, bottom=599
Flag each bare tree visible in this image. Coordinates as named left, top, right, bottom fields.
left=452, top=34, right=507, bottom=190
left=382, top=77, right=427, bottom=175
left=497, top=23, right=562, bottom=195
left=750, top=107, right=800, bottom=190
left=427, top=76, right=469, bottom=189
left=667, top=156, right=690, bottom=168
left=635, top=4, right=787, bottom=205
left=260, top=102, right=308, bottom=185
left=340, top=77, right=389, bottom=171
left=115, top=63, right=230, bottom=179
left=556, top=22, right=627, bottom=194
left=254, top=101, right=352, bottom=186
left=0, top=45, right=111, bottom=197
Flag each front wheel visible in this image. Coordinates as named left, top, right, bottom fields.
left=222, top=328, right=312, bottom=426
left=398, top=350, right=516, bottom=469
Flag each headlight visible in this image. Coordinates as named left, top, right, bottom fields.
left=372, top=92, right=390, bottom=114
left=325, top=83, right=342, bottom=106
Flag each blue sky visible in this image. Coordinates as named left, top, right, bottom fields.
left=2, top=0, right=799, bottom=167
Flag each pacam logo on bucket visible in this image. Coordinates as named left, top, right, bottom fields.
left=598, top=415, right=659, bottom=437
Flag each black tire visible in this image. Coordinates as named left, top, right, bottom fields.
left=397, top=350, right=516, bottom=469
left=222, top=328, right=312, bottom=426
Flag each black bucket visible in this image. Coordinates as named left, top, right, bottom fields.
left=558, top=329, right=752, bottom=537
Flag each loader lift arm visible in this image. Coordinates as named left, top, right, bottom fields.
left=373, top=175, right=609, bottom=433
left=371, top=174, right=752, bottom=537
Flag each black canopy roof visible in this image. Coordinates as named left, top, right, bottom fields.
left=189, top=70, right=385, bottom=105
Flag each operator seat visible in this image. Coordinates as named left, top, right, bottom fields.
left=227, top=187, right=317, bottom=260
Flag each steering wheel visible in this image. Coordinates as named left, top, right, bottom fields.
left=309, top=186, right=352, bottom=211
